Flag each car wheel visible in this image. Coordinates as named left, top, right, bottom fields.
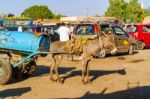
left=136, top=41, right=144, bottom=50
left=128, top=45, right=134, bottom=55
left=96, top=49, right=106, bottom=58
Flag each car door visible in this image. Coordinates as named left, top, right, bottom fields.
left=112, top=26, right=130, bottom=53
left=142, top=25, right=150, bottom=46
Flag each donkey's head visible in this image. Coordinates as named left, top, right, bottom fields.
left=101, top=29, right=117, bottom=55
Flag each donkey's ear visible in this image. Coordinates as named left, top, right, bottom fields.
left=107, top=30, right=112, bottom=34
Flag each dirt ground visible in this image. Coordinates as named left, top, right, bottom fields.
left=1, top=49, right=150, bottom=99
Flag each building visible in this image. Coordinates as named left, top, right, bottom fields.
left=60, top=16, right=116, bottom=24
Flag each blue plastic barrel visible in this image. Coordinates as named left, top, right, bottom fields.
left=0, top=30, right=50, bottom=53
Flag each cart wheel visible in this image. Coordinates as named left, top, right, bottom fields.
left=28, top=60, right=37, bottom=75
left=0, top=59, right=12, bottom=85
left=136, top=41, right=144, bottom=50
left=22, top=60, right=36, bottom=78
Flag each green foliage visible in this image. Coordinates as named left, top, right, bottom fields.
left=8, top=13, right=14, bottom=17
left=144, top=7, right=150, bottom=16
left=105, top=0, right=127, bottom=18
left=126, top=0, right=144, bottom=22
left=105, top=0, right=144, bottom=23
left=22, top=5, right=54, bottom=19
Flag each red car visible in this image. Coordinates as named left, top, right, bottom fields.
left=126, top=24, right=150, bottom=49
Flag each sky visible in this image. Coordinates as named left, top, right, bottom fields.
left=0, top=0, right=149, bottom=16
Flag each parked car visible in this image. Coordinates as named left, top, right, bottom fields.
left=6, top=25, right=60, bottom=42
left=126, top=24, right=150, bottom=50
left=31, top=25, right=60, bottom=42
left=73, top=22, right=136, bottom=58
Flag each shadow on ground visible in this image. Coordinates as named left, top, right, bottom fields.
left=10, top=66, right=125, bottom=84
left=0, top=87, right=31, bottom=98
left=33, top=65, right=76, bottom=77
left=61, top=68, right=126, bottom=83
left=31, top=65, right=126, bottom=84
left=78, top=86, right=150, bottom=99
left=8, top=65, right=76, bottom=84
left=144, top=46, right=150, bottom=49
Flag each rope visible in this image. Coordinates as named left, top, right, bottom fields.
left=98, top=33, right=104, bottom=55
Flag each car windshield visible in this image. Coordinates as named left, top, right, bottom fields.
left=75, top=24, right=94, bottom=35
left=25, top=25, right=59, bottom=34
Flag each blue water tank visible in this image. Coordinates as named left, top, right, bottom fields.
left=0, top=30, right=50, bottom=53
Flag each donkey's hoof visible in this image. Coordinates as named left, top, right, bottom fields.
left=50, top=77, right=57, bottom=82
left=82, top=81, right=88, bottom=84
left=57, top=79, right=63, bottom=84
left=82, top=80, right=88, bottom=84
left=82, top=79, right=91, bottom=84
left=82, top=79, right=85, bottom=84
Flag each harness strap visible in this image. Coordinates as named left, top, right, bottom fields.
left=84, top=35, right=104, bottom=56
left=98, top=34, right=104, bottom=55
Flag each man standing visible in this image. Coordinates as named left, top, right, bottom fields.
left=57, top=23, right=70, bottom=41
left=18, top=25, right=23, bottom=32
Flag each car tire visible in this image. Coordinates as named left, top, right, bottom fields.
left=128, top=45, right=134, bottom=55
left=96, top=49, right=106, bottom=58
left=0, top=59, right=12, bottom=85
left=136, top=41, right=144, bottom=50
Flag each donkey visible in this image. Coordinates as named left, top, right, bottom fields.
left=49, top=30, right=117, bottom=84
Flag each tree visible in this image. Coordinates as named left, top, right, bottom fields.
left=8, top=13, right=14, bottom=17
left=105, top=0, right=127, bottom=18
left=144, top=7, right=150, bottom=17
left=125, top=0, right=144, bottom=23
left=105, top=0, right=144, bottom=23
left=22, top=5, right=54, bottom=19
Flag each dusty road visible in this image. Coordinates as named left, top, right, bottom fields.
left=1, top=49, right=150, bottom=99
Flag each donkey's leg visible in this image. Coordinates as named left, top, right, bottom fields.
left=82, top=55, right=92, bottom=84
left=54, top=55, right=62, bottom=83
left=82, top=59, right=88, bottom=84
left=50, top=55, right=56, bottom=81
left=50, top=63, right=55, bottom=81
left=50, top=64, right=55, bottom=81
left=85, top=60, right=91, bottom=83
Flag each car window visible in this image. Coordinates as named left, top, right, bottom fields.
left=114, top=26, right=126, bottom=35
left=126, top=25, right=137, bottom=33
left=100, top=24, right=112, bottom=33
left=75, top=24, right=94, bottom=35
left=143, top=26, right=150, bottom=33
